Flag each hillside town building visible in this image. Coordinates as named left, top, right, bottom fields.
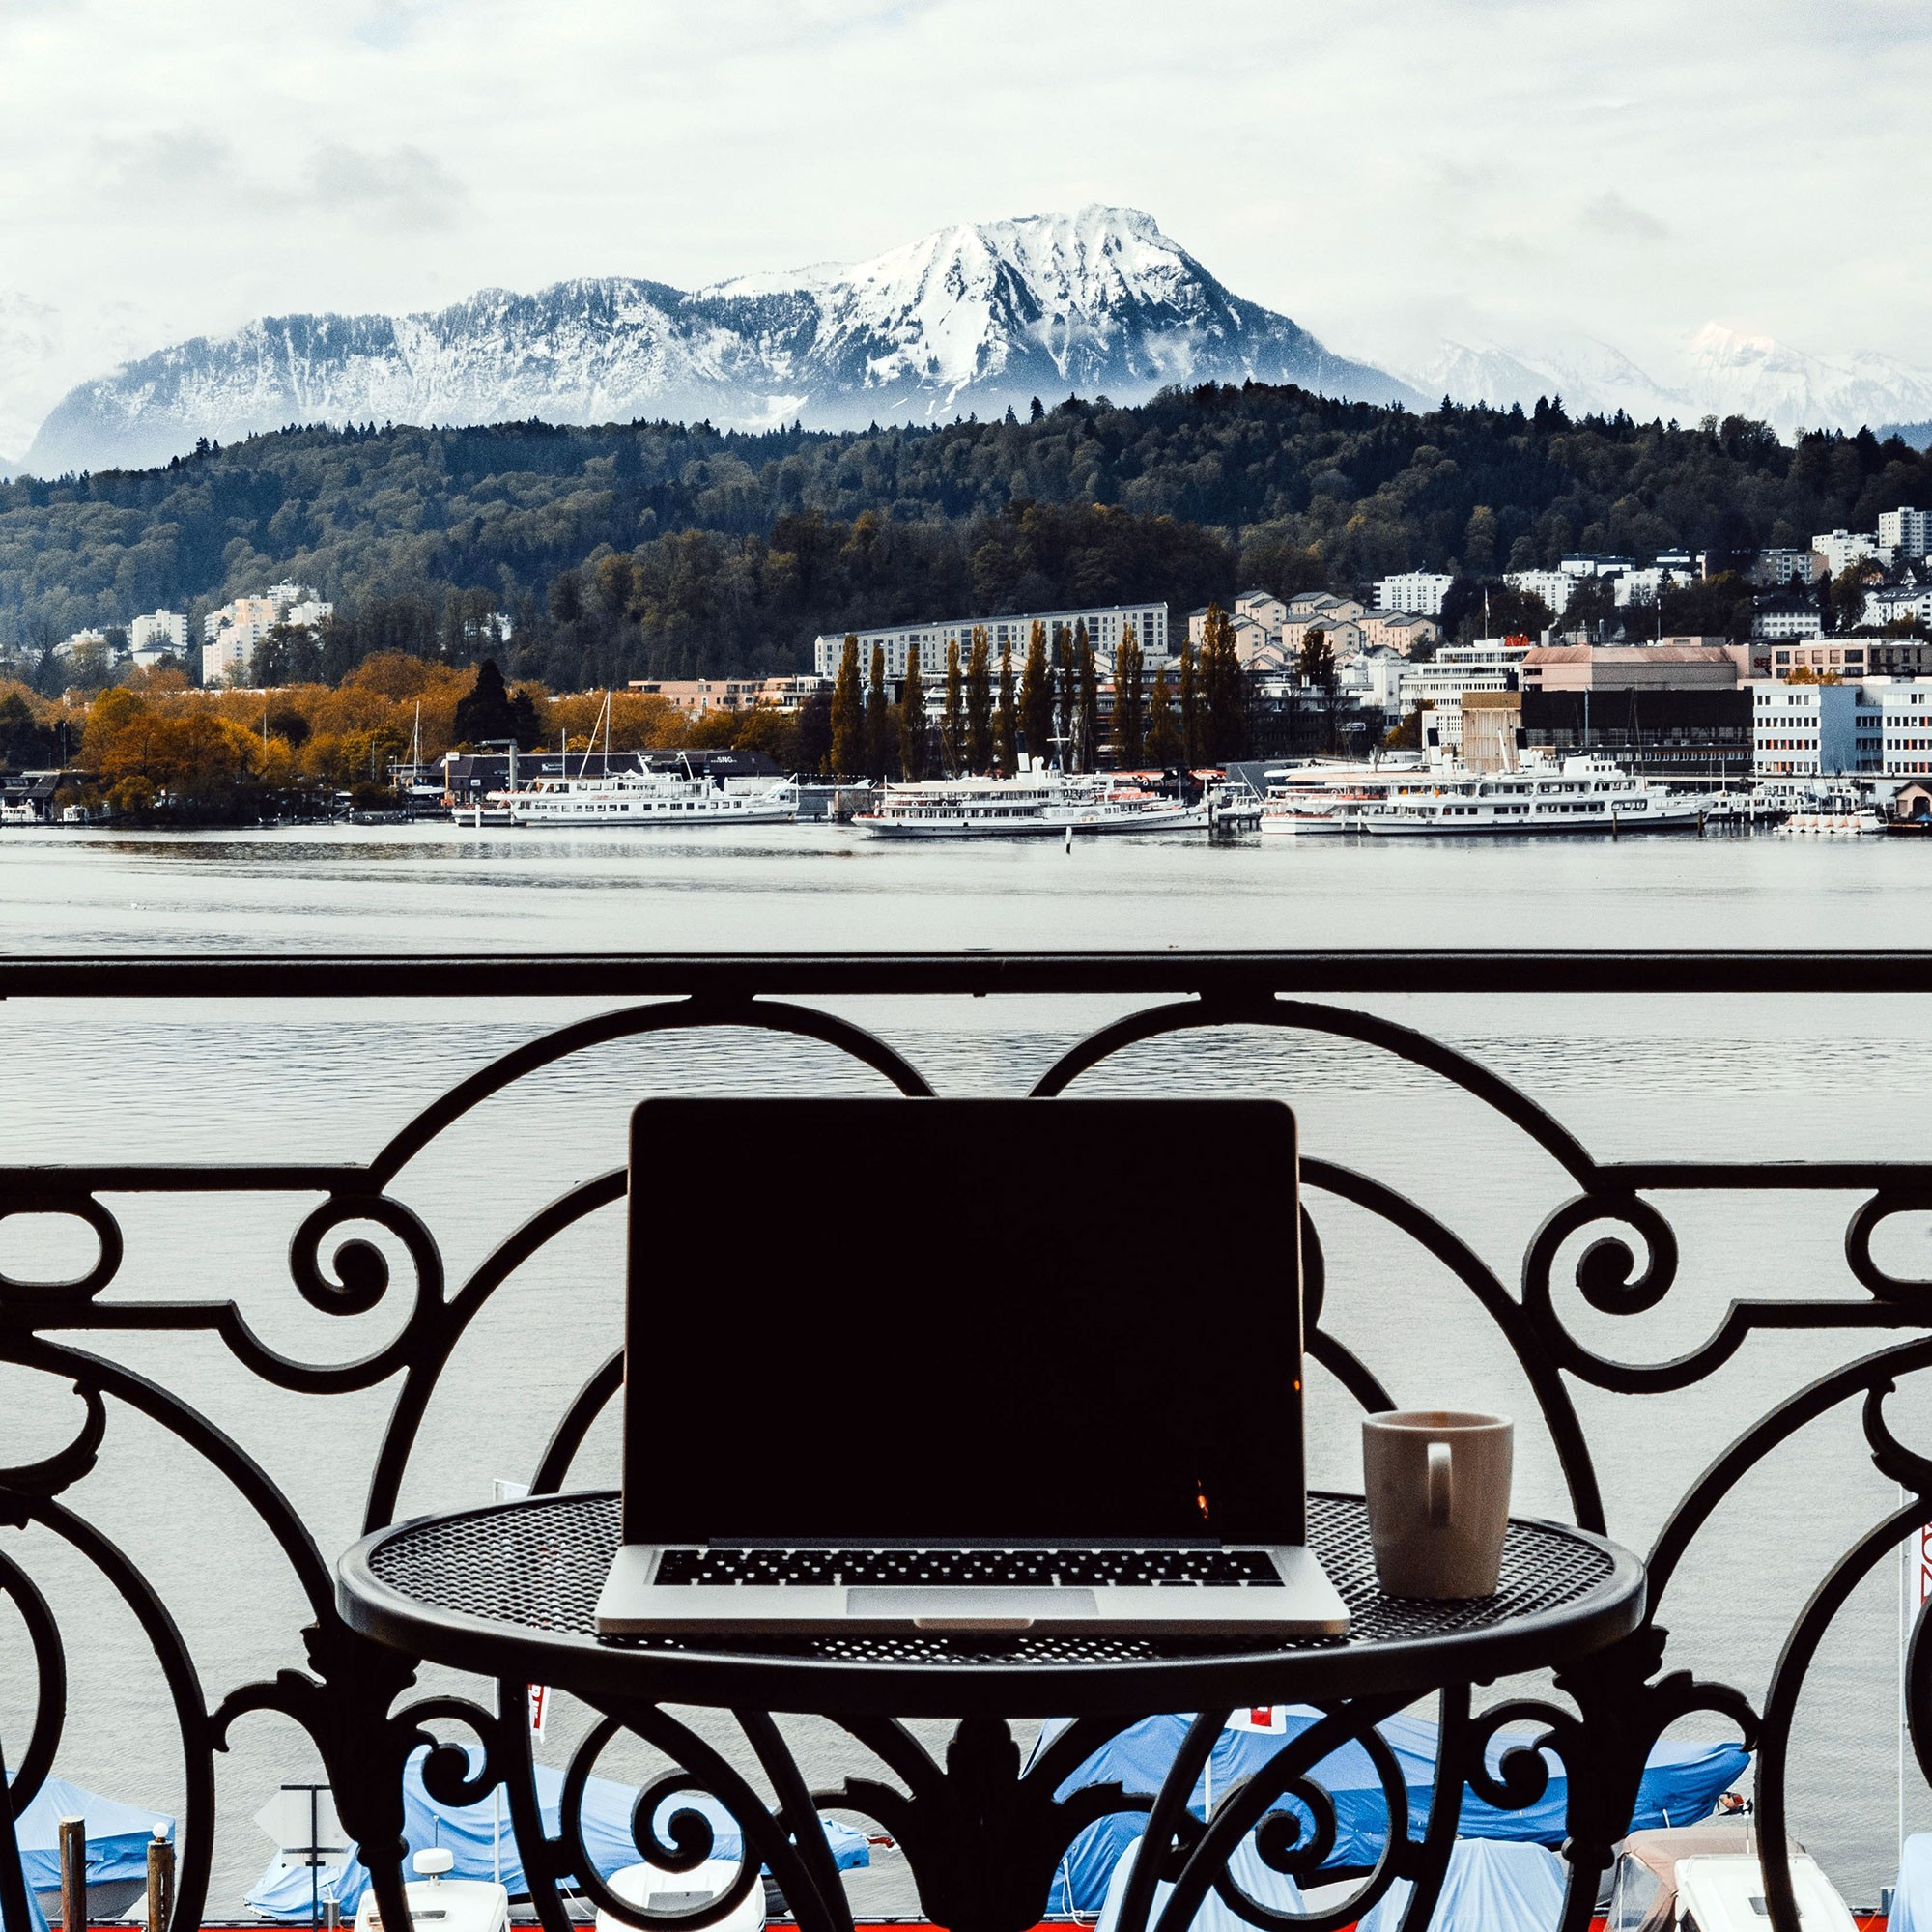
left=1880, top=506, right=1931, bottom=558
left=1371, top=571, right=1454, bottom=616
left=812, top=602, right=1169, bottom=682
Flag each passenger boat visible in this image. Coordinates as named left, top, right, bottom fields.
left=495, top=759, right=797, bottom=827
left=856, top=770, right=1207, bottom=838
left=1356, top=753, right=1702, bottom=836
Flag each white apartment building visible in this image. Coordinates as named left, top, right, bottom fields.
left=1812, top=529, right=1893, bottom=575
left=811, top=602, right=1169, bottom=682
left=129, top=610, right=187, bottom=656
left=1751, top=680, right=1871, bottom=777
left=1752, top=606, right=1825, bottom=641
left=1865, top=585, right=1932, bottom=630
left=1878, top=507, right=1931, bottom=559
left=200, top=581, right=333, bottom=683
left=1372, top=571, right=1454, bottom=616
left=1504, top=569, right=1574, bottom=615
left=1867, top=679, right=1932, bottom=775
left=1612, top=564, right=1694, bottom=607
left=1561, top=554, right=1636, bottom=578
left=1396, top=639, right=1530, bottom=718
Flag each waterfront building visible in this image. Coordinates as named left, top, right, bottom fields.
left=1879, top=507, right=1932, bottom=559
left=1866, top=680, right=1932, bottom=775
left=1519, top=644, right=1739, bottom=693
left=1371, top=571, right=1454, bottom=616
left=1520, top=689, right=1754, bottom=778
left=811, top=603, right=1169, bottom=682
left=1504, top=568, right=1575, bottom=615
left=1394, top=639, right=1529, bottom=723
left=1751, top=680, right=1869, bottom=777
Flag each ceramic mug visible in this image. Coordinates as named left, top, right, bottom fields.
left=1361, top=1409, right=1514, bottom=1599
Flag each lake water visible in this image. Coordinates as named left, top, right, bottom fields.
left=3, top=820, right=1932, bottom=1917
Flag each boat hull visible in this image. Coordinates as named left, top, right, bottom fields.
left=858, top=807, right=1207, bottom=838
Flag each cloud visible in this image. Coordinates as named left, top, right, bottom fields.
left=1582, top=191, right=1670, bottom=244
left=307, top=143, right=465, bottom=227
left=94, top=128, right=463, bottom=229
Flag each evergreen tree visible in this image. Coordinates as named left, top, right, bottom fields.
left=1178, top=637, right=1202, bottom=765
left=865, top=641, right=891, bottom=780
left=1147, top=665, right=1179, bottom=766
left=452, top=658, right=539, bottom=747
left=941, top=639, right=964, bottom=776
left=794, top=684, right=833, bottom=775
left=1076, top=631, right=1099, bottom=773
left=829, top=634, right=865, bottom=775
left=995, top=637, right=1018, bottom=774
left=966, top=627, right=992, bottom=774
left=898, top=645, right=928, bottom=781
left=1019, top=620, right=1052, bottom=768
left=1113, top=628, right=1145, bottom=767
left=1051, top=623, right=1076, bottom=763
left=1201, top=605, right=1251, bottom=761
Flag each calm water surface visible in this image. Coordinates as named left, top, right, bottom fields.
left=2, top=821, right=1930, bottom=1913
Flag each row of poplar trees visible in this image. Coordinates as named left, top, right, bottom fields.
left=824, top=606, right=1251, bottom=781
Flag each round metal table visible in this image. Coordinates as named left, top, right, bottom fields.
left=337, top=1491, right=1644, bottom=1932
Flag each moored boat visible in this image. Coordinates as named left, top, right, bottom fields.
left=856, top=769, right=1206, bottom=838
left=496, top=758, right=797, bottom=827
left=1356, top=753, right=1702, bottom=836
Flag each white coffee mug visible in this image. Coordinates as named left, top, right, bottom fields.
left=1361, top=1409, right=1514, bottom=1599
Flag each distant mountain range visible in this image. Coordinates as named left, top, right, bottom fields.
left=1404, top=325, right=1932, bottom=445
left=17, top=207, right=1422, bottom=476
left=13, top=206, right=1932, bottom=477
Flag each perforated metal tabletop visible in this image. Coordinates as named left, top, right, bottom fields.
left=339, top=1491, right=1643, bottom=1718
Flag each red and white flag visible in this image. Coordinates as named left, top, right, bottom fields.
left=1228, top=1707, right=1288, bottom=1734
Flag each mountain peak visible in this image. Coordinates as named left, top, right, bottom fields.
left=20, top=210, right=1418, bottom=474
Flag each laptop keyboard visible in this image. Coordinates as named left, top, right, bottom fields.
left=654, top=1548, right=1285, bottom=1588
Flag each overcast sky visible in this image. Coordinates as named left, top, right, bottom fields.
left=0, top=0, right=1925, bottom=453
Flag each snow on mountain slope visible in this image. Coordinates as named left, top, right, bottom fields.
left=1410, top=325, right=1932, bottom=438
left=21, top=206, right=1421, bottom=475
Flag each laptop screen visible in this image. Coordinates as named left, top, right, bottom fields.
left=622, top=1097, right=1305, bottom=1547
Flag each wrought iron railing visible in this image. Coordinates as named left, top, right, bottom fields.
left=3, top=952, right=1932, bottom=1932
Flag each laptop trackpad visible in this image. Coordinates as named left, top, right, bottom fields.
left=848, top=1587, right=1094, bottom=1628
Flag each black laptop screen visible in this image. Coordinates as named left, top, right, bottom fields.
left=622, top=1097, right=1305, bottom=1546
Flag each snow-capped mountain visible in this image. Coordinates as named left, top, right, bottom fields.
left=20, top=207, right=1422, bottom=476
left=1407, top=325, right=1932, bottom=439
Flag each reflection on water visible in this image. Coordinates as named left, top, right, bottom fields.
left=1, top=824, right=1930, bottom=1911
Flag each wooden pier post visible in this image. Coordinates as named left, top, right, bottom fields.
left=145, top=1829, right=173, bottom=1932
left=57, top=1817, right=85, bottom=1932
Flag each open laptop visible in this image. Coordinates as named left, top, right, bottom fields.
left=595, top=1097, right=1349, bottom=1638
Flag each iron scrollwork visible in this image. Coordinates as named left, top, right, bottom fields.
left=2, top=956, right=1931, bottom=1932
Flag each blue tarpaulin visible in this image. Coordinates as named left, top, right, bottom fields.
left=0, top=1869, right=49, bottom=1932
left=12, top=1776, right=174, bottom=1891
left=1891, top=1832, right=1932, bottom=1932
left=1036, top=1710, right=1747, bottom=1914
left=1094, top=1834, right=1304, bottom=1932
left=247, top=1747, right=869, bottom=1920
left=1359, top=1837, right=1565, bottom=1932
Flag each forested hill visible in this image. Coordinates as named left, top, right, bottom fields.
left=3, top=384, right=1930, bottom=689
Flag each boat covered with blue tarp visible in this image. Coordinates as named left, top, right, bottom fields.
left=246, top=1746, right=868, bottom=1920
left=1034, top=1708, right=1748, bottom=1915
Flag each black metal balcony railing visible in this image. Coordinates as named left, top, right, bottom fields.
left=5, top=952, right=1932, bottom=1932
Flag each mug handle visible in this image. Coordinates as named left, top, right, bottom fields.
left=1426, top=1441, right=1453, bottom=1527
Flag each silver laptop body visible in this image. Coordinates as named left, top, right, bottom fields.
left=595, top=1097, right=1350, bottom=1639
